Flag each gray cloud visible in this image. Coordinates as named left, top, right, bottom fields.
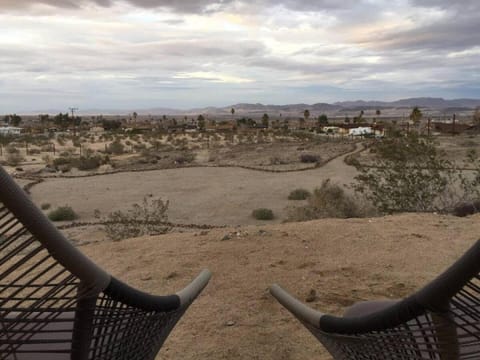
left=0, top=0, right=234, bottom=13
left=0, top=0, right=479, bottom=112
left=0, top=0, right=111, bottom=10
left=0, top=0, right=369, bottom=13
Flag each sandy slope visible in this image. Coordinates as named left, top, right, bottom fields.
left=79, top=213, right=480, bottom=359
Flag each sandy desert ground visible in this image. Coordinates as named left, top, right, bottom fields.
left=77, top=213, right=480, bottom=359
left=29, top=145, right=361, bottom=227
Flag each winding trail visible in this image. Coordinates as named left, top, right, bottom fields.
left=29, top=144, right=362, bottom=227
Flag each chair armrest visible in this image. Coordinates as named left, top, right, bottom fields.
left=270, top=284, right=324, bottom=328
left=177, top=269, right=212, bottom=307
left=104, top=269, right=211, bottom=312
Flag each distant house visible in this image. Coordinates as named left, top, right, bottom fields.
left=0, top=127, right=22, bottom=136
left=322, top=126, right=340, bottom=134
left=349, top=127, right=373, bottom=136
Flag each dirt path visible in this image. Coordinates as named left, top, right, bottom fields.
left=30, top=145, right=361, bottom=226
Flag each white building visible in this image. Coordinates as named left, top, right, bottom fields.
left=0, top=127, right=22, bottom=136
left=349, top=127, right=373, bottom=136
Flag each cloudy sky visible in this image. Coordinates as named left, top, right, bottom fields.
left=1, top=0, right=479, bottom=112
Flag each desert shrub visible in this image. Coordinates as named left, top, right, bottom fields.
left=75, top=156, right=102, bottom=170
left=453, top=200, right=480, bottom=217
left=300, top=154, right=319, bottom=163
left=174, top=153, right=195, bottom=164
left=252, top=208, right=274, bottom=220
left=104, top=197, right=170, bottom=241
left=52, top=155, right=104, bottom=171
left=133, top=143, right=147, bottom=152
left=41, top=144, right=53, bottom=152
left=289, top=179, right=369, bottom=221
left=5, top=152, right=24, bottom=166
left=288, top=188, right=311, bottom=200
left=48, top=206, right=77, bottom=221
left=270, top=156, right=287, bottom=165
left=107, top=141, right=125, bottom=155
left=353, top=134, right=480, bottom=214
left=41, top=203, right=51, bottom=210
left=28, top=148, right=41, bottom=155
left=53, top=157, right=72, bottom=167
left=5, top=145, right=20, bottom=154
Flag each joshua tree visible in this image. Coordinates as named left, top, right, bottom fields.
left=231, top=108, right=235, bottom=121
left=300, top=109, right=310, bottom=129
left=410, top=106, right=423, bottom=126
left=317, top=114, right=328, bottom=127
left=197, top=115, right=205, bottom=131
left=262, top=113, right=269, bottom=128
left=303, top=109, right=310, bottom=122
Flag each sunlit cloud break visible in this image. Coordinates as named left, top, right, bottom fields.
left=174, top=72, right=254, bottom=84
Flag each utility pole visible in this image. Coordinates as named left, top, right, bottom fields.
left=69, top=107, right=79, bottom=137
left=452, top=113, right=456, bottom=135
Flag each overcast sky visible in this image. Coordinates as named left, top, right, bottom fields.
left=1, top=0, right=479, bottom=112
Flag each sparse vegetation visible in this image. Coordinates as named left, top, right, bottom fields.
left=289, top=179, right=369, bottom=221
left=104, top=197, right=170, bottom=241
left=288, top=188, right=311, bottom=200
left=107, top=140, right=125, bottom=155
left=252, top=208, right=274, bottom=220
left=453, top=200, right=480, bottom=217
left=5, top=151, right=24, bottom=166
left=48, top=206, right=78, bottom=221
left=352, top=134, right=480, bottom=214
left=300, top=154, right=319, bottom=163
left=41, top=203, right=51, bottom=210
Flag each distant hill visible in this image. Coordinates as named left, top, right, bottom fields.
left=335, top=98, right=480, bottom=110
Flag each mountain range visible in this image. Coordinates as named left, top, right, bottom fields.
left=28, top=97, right=480, bottom=117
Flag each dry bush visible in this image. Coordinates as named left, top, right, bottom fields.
left=252, top=208, right=274, bottom=220
left=288, top=179, right=373, bottom=221
left=288, top=188, right=311, bottom=200
left=353, top=134, right=480, bottom=214
left=6, top=152, right=24, bottom=166
left=104, top=197, right=170, bottom=241
left=299, top=154, right=320, bottom=163
left=48, top=206, right=77, bottom=221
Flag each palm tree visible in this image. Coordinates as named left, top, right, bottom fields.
left=231, top=108, right=235, bottom=121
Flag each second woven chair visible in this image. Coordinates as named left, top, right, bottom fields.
left=271, top=239, right=480, bottom=359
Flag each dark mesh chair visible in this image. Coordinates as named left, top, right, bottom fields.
left=271, top=239, right=480, bottom=359
left=0, top=166, right=211, bottom=359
